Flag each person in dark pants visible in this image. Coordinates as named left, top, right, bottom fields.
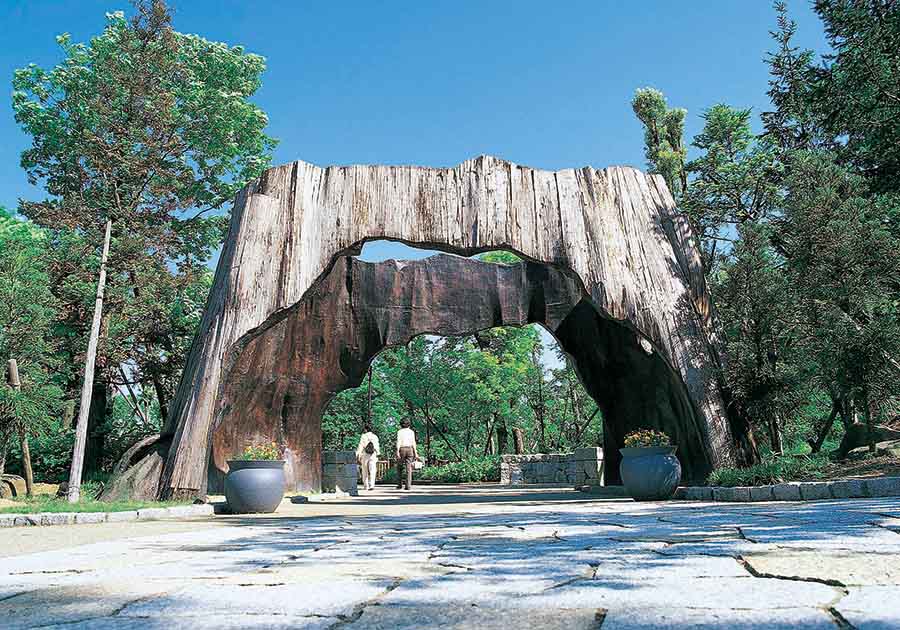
left=395, top=418, right=418, bottom=490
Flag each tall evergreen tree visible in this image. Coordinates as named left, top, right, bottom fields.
left=12, top=0, right=275, bottom=499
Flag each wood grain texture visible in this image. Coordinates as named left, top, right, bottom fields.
left=208, top=254, right=728, bottom=492
left=127, top=155, right=754, bottom=499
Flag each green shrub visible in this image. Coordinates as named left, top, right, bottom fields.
left=79, top=478, right=107, bottom=500
left=381, top=455, right=501, bottom=484
left=4, top=422, right=74, bottom=482
left=421, top=456, right=501, bottom=483
left=706, top=453, right=830, bottom=487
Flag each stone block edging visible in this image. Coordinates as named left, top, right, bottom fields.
left=673, top=476, right=900, bottom=502
left=0, top=503, right=214, bottom=528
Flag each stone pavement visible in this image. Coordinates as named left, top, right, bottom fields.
left=2, top=485, right=899, bottom=628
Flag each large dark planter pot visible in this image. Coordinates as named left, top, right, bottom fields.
left=224, top=460, right=286, bottom=514
left=619, top=446, right=681, bottom=501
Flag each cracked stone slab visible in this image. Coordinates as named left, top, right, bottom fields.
left=734, top=523, right=900, bottom=552
left=650, top=539, right=766, bottom=557
left=600, top=606, right=836, bottom=629
left=42, top=615, right=336, bottom=629
left=118, top=579, right=395, bottom=619
left=516, top=575, right=840, bottom=611
left=223, top=557, right=452, bottom=583
left=4, top=490, right=900, bottom=628
left=742, top=550, right=900, bottom=586
left=590, top=553, right=749, bottom=580
left=607, top=526, right=743, bottom=544
left=835, top=585, right=900, bottom=629
left=380, top=569, right=586, bottom=606
left=0, top=583, right=169, bottom=630
left=346, top=603, right=605, bottom=629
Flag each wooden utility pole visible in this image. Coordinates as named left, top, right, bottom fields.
left=67, top=219, right=112, bottom=503
left=6, top=359, right=33, bottom=497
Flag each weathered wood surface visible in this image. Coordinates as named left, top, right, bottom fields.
left=116, top=155, right=755, bottom=499
left=208, top=254, right=723, bottom=492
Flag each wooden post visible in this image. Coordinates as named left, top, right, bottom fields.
left=6, top=359, right=32, bottom=497
left=19, top=433, right=33, bottom=498
left=67, top=218, right=112, bottom=503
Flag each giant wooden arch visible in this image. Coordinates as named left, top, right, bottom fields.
left=107, top=155, right=758, bottom=500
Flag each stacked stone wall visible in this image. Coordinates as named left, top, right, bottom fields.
left=500, top=448, right=604, bottom=487
left=322, top=451, right=358, bottom=495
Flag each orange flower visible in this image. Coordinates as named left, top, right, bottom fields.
left=623, top=429, right=671, bottom=448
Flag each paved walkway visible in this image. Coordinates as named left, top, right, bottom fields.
left=2, top=485, right=899, bottom=628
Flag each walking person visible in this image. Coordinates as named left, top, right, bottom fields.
left=395, top=418, right=418, bottom=491
left=356, top=424, right=380, bottom=491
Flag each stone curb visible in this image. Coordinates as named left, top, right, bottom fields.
left=0, top=503, right=214, bottom=528
left=673, top=476, right=900, bottom=502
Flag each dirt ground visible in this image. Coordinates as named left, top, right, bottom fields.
left=819, top=452, right=900, bottom=480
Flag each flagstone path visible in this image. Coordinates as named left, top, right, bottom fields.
left=2, top=486, right=899, bottom=628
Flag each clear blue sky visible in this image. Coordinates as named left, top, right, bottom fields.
left=1, top=1, right=827, bottom=220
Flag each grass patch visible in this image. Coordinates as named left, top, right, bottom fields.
left=706, top=453, right=830, bottom=487
left=0, top=496, right=188, bottom=514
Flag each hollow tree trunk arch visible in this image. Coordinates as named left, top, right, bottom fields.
left=208, top=254, right=722, bottom=493
left=105, top=155, right=757, bottom=500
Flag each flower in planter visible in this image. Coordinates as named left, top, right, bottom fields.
left=233, top=441, right=282, bottom=461
left=623, top=429, right=672, bottom=448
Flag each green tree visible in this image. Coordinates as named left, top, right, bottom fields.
left=631, top=88, right=688, bottom=200
left=0, top=208, right=64, bottom=482
left=634, top=92, right=786, bottom=456
left=762, top=1, right=826, bottom=157
left=762, top=1, right=900, bottom=452
left=779, top=151, right=900, bottom=448
left=812, top=0, right=900, bottom=194
left=714, top=223, right=796, bottom=453
left=321, top=316, right=603, bottom=472
left=12, top=0, right=275, bottom=498
left=685, top=105, right=781, bottom=270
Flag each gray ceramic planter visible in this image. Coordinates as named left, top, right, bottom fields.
left=619, top=446, right=681, bottom=501
left=224, top=460, right=286, bottom=514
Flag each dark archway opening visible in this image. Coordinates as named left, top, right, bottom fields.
left=207, top=243, right=714, bottom=494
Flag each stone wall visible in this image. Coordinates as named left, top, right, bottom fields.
left=321, top=451, right=358, bottom=496
left=500, top=447, right=604, bottom=488
left=572, top=447, right=605, bottom=489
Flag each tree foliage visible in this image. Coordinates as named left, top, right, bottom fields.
left=322, top=323, right=601, bottom=464
left=0, top=208, right=64, bottom=448
left=631, top=88, right=688, bottom=200
left=10, top=0, right=275, bottom=432
left=632, top=1, right=900, bottom=462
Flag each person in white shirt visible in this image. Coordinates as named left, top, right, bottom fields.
left=395, top=418, right=418, bottom=490
left=356, top=424, right=380, bottom=491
